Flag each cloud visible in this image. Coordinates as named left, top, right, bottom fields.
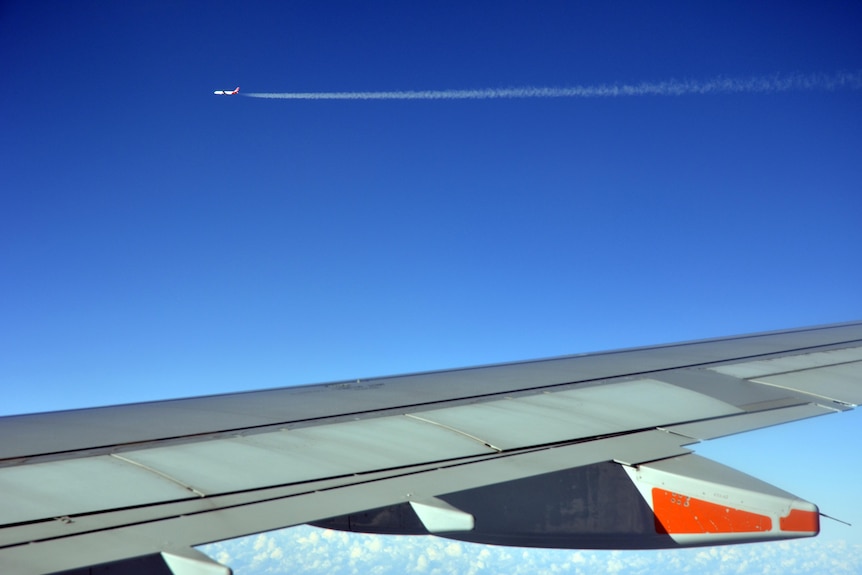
left=198, top=525, right=862, bottom=575
left=444, top=542, right=462, bottom=557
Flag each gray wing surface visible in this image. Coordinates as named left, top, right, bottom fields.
left=1, top=322, right=861, bottom=574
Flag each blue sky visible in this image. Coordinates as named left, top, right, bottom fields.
left=2, top=1, right=861, bottom=573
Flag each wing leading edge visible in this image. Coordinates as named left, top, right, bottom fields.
left=1, top=321, right=860, bottom=574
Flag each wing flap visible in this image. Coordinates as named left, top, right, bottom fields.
left=406, top=379, right=739, bottom=451
left=710, top=345, right=862, bottom=405
left=0, top=416, right=498, bottom=525
left=114, top=416, right=497, bottom=496
left=0, top=456, right=197, bottom=525
left=752, top=362, right=862, bottom=405
left=709, top=346, right=862, bottom=379
left=662, top=403, right=837, bottom=440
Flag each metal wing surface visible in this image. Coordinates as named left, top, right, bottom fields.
left=1, top=322, right=860, bottom=574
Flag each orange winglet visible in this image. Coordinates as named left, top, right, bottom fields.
left=780, top=508, right=819, bottom=533
left=652, top=488, right=773, bottom=534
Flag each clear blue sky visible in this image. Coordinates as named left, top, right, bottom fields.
left=2, top=2, right=861, bottom=573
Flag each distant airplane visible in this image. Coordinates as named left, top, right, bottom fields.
left=213, top=86, right=240, bottom=95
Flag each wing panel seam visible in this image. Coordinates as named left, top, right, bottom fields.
left=724, top=357, right=862, bottom=380
left=403, top=414, right=503, bottom=452
left=747, top=379, right=857, bottom=407
left=110, top=454, right=207, bottom=498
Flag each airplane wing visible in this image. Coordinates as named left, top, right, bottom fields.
left=1, top=322, right=860, bottom=574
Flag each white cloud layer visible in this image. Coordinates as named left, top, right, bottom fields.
left=199, top=526, right=862, bottom=575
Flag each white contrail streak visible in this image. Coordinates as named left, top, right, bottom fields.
left=244, top=71, right=862, bottom=101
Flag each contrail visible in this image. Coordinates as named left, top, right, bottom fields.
left=244, top=71, right=862, bottom=100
